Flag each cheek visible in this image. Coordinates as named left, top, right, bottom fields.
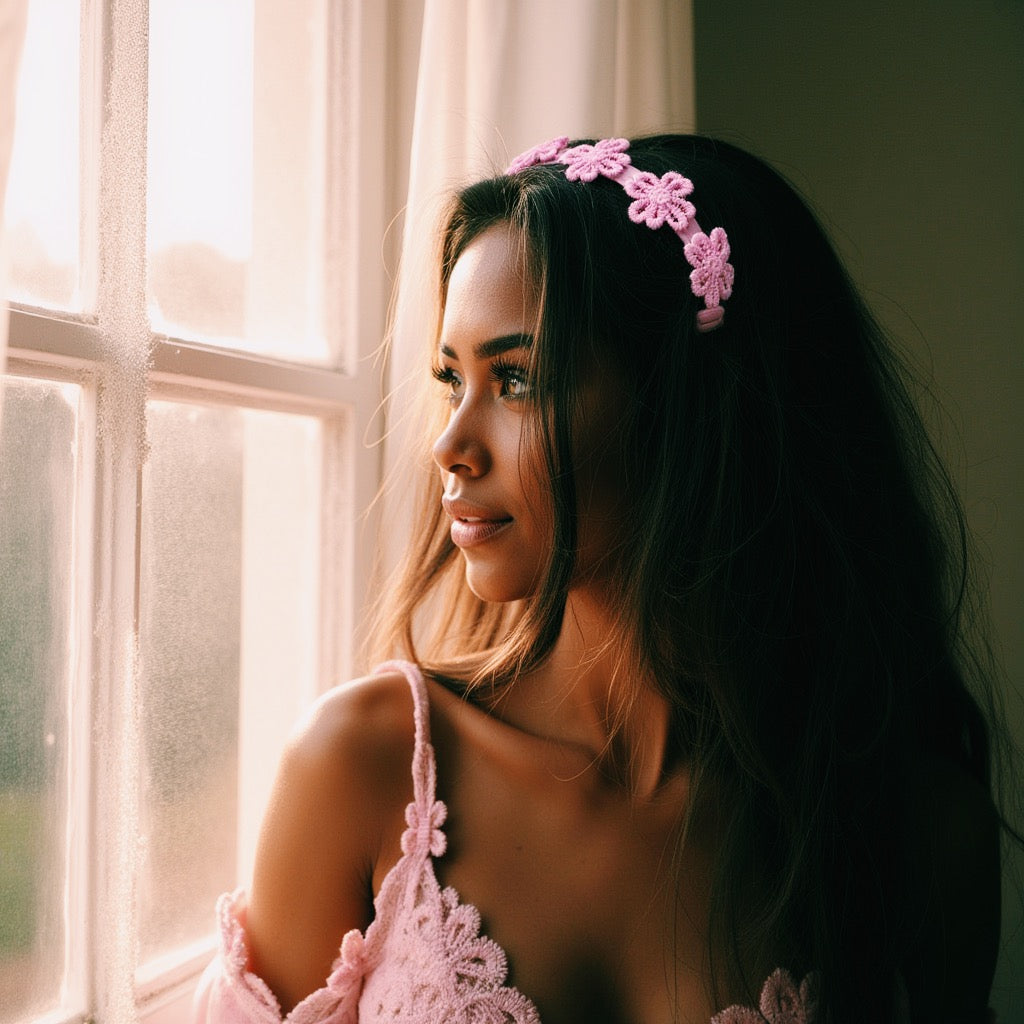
left=513, top=425, right=555, bottom=532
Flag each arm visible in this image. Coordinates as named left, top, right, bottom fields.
left=242, top=670, right=417, bottom=1014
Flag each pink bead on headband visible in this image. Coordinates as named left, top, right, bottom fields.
left=506, top=137, right=735, bottom=333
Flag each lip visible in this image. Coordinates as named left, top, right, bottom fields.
left=442, top=496, right=513, bottom=549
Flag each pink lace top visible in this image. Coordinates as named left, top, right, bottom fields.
left=191, top=660, right=819, bottom=1024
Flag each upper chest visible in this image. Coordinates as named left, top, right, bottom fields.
left=419, top=695, right=723, bottom=1024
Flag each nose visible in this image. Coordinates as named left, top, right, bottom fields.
left=432, top=401, right=491, bottom=478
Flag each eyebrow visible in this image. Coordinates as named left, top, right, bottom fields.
left=440, top=333, right=533, bottom=360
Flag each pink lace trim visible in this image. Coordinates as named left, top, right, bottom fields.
left=208, top=889, right=364, bottom=1024
left=358, top=660, right=541, bottom=1022
left=711, top=969, right=819, bottom=1024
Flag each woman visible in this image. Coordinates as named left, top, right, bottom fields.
left=194, top=135, right=1010, bottom=1023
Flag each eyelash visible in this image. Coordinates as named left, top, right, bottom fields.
left=490, top=358, right=531, bottom=399
left=431, top=360, right=531, bottom=401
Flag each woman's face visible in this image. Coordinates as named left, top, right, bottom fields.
left=432, top=222, right=627, bottom=604
left=432, top=223, right=549, bottom=603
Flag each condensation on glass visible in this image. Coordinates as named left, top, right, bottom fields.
left=3, top=0, right=81, bottom=311
left=0, top=377, right=81, bottom=1024
left=137, top=399, right=323, bottom=967
left=146, top=0, right=334, bottom=365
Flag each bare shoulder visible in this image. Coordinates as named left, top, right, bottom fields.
left=245, top=669, right=417, bottom=1013
left=266, top=668, right=419, bottom=865
left=902, top=754, right=1001, bottom=1023
left=291, top=668, right=419, bottom=785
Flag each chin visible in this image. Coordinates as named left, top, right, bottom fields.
left=464, top=561, right=537, bottom=605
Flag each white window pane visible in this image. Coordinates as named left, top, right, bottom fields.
left=137, top=400, right=323, bottom=968
left=0, top=377, right=82, bottom=1023
left=147, top=0, right=333, bottom=365
left=4, top=0, right=81, bottom=311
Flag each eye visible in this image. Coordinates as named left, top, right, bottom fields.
left=431, top=363, right=464, bottom=404
left=490, top=359, right=531, bottom=400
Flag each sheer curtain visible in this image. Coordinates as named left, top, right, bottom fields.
left=0, top=0, right=29, bottom=424
left=384, top=0, right=695, bottom=560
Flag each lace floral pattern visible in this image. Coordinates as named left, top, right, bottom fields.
left=400, top=795, right=447, bottom=858
left=359, top=862, right=540, bottom=1024
left=561, top=137, right=631, bottom=181
left=351, top=661, right=541, bottom=1023
left=505, top=136, right=569, bottom=174
left=195, top=889, right=364, bottom=1024
left=624, top=170, right=696, bottom=231
left=711, top=969, right=819, bottom=1024
left=685, top=227, right=734, bottom=310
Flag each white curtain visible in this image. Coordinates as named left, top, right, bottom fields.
left=384, top=0, right=695, bottom=562
left=0, top=0, right=29, bottom=427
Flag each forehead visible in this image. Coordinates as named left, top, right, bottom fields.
left=441, top=224, right=538, bottom=346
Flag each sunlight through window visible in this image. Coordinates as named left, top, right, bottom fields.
left=3, top=0, right=81, bottom=310
left=0, top=378, right=82, bottom=1024
left=147, top=0, right=332, bottom=364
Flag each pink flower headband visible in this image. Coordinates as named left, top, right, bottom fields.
left=506, top=137, right=734, bottom=333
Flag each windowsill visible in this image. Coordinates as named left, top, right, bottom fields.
left=135, top=933, right=218, bottom=1009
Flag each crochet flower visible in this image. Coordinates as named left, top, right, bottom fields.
left=506, top=135, right=569, bottom=173
left=440, top=888, right=508, bottom=984
left=711, top=969, right=819, bottom=1024
left=759, top=969, right=818, bottom=1024
left=438, top=888, right=541, bottom=1023
left=624, top=170, right=696, bottom=231
left=401, top=797, right=448, bottom=857
left=561, top=137, right=631, bottom=182
left=684, top=227, right=735, bottom=309
left=327, top=929, right=369, bottom=990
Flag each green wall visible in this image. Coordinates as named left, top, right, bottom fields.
left=694, top=1, right=1024, bottom=1018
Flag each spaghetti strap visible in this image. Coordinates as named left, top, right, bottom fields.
left=372, top=660, right=445, bottom=857
left=373, top=659, right=432, bottom=748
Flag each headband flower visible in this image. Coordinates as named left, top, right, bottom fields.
left=506, top=137, right=734, bottom=333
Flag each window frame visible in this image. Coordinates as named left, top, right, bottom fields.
left=2, top=0, right=391, bottom=1019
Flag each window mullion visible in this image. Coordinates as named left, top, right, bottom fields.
left=95, top=0, right=149, bottom=335
left=65, top=374, right=98, bottom=1024
left=89, top=0, right=151, bottom=1021
left=89, top=425, right=145, bottom=1024
left=322, top=0, right=388, bottom=685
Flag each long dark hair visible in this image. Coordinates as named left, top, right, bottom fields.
left=372, top=135, right=1010, bottom=1021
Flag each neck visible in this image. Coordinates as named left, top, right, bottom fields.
left=500, top=589, right=677, bottom=798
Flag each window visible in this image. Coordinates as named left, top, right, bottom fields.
left=1, top=1, right=388, bottom=1021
